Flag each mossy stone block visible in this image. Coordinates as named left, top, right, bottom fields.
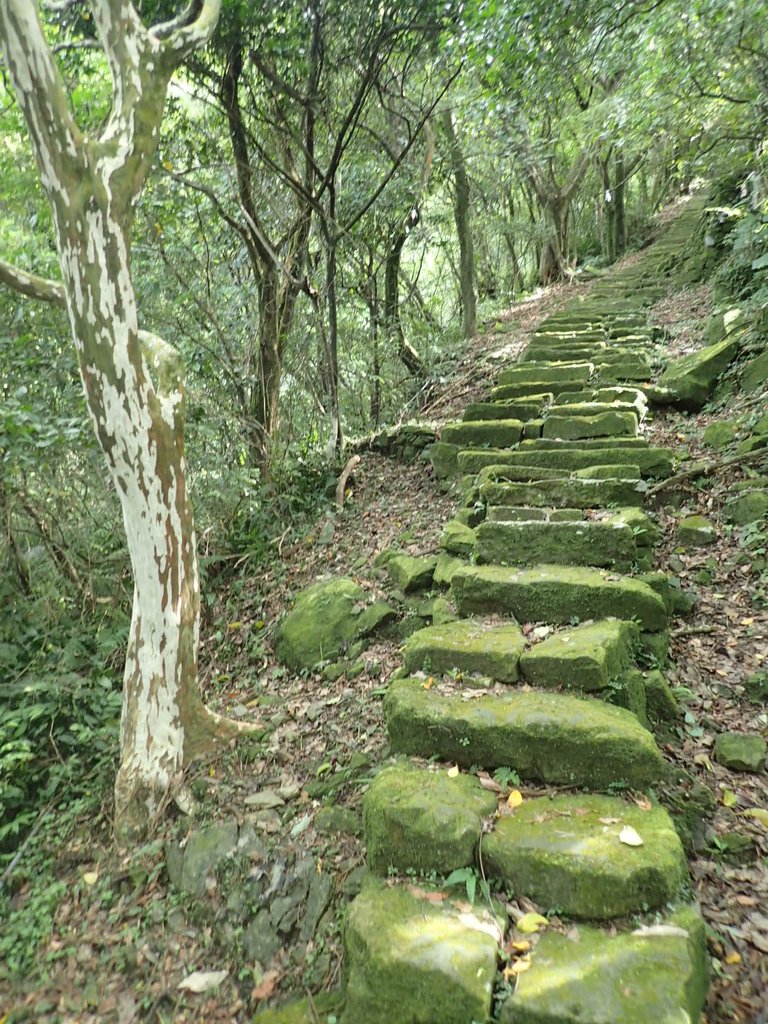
left=497, top=362, right=593, bottom=386
left=431, top=597, right=459, bottom=625
left=276, top=578, right=393, bottom=670
left=523, top=418, right=543, bottom=439
left=642, top=669, right=679, bottom=722
left=480, top=477, right=645, bottom=510
left=429, top=440, right=460, bottom=479
left=656, top=335, right=741, bottom=411
left=606, top=507, right=660, bottom=548
left=343, top=881, right=499, bottom=1024
left=677, top=515, right=716, bottom=547
left=702, top=421, right=738, bottom=449
left=439, top=519, right=476, bottom=557
left=255, top=992, right=342, bottom=1023
left=483, top=794, right=686, bottom=919
left=451, top=564, right=667, bottom=631
left=724, top=490, right=768, bottom=525
left=547, top=401, right=640, bottom=419
left=519, top=620, right=639, bottom=692
left=459, top=445, right=674, bottom=479
left=608, top=669, right=648, bottom=726
left=500, top=910, right=708, bottom=1024
left=572, top=463, right=642, bottom=480
left=363, top=761, right=496, bottom=874
left=491, top=381, right=576, bottom=400
left=714, top=732, right=767, bottom=771
left=403, top=619, right=525, bottom=682
left=384, top=678, right=666, bottom=789
left=463, top=400, right=544, bottom=422
left=433, top=553, right=466, bottom=587
left=442, top=419, right=524, bottom=448
left=386, top=554, right=438, bottom=594
left=741, top=349, right=768, bottom=393
left=474, top=520, right=637, bottom=570
left=542, top=410, right=638, bottom=440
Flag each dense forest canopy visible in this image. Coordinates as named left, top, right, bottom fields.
left=0, top=0, right=766, bottom=988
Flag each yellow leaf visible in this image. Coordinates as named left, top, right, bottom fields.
left=722, top=789, right=739, bottom=808
left=517, top=912, right=549, bottom=934
left=741, top=618, right=754, bottom=626
left=162, top=160, right=174, bottom=172
left=510, top=958, right=531, bottom=974
left=743, top=807, right=768, bottom=828
left=227, top=621, right=242, bottom=630
left=507, top=789, right=523, bottom=809
left=447, top=765, right=460, bottom=778
left=422, top=677, right=434, bottom=690
left=82, top=871, right=98, bottom=886
left=619, top=825, right=644, bottom=847
left=725, top=951, right=742, bottom=965
left=510, top=939, right=531, bottom=953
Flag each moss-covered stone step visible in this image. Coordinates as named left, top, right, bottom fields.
left=451, top=564, right=667, bottom=631
left=462, top=399, right=549, bottom=422
left=363, top=761, right=496, bottom=874
left=473, top=519, right=638, bottom=570
left=498, top=908, right=708, bottom=1023
left=491, top=380, right=587, bottom=401
left=485, top=506, right=583, bottom=523
left=519, top=619, right=638, bottom=691
left=523, top=345, right=607, bottom=364
left=384, top=678, right=666, bottom=788
left=483, top=793, right=686, bottom=919
left=403, top=619, right=525, bottom=681
left=533, top=328, right=607, bottom=340
left=546, top=401, right=641, bottom=420
left=655, top=334, right=742, bottom=410
left=442, top=419, right=524, bottom=448
left=497, top=362, right=594, bottom=386
left=456, top=444, right=674, bottom=478
left=439, top=519, right=476, bottom=556
left=385, top=553, right=438, bottom=593
left=541, top=410, right=638, bottom=440
left=479, top=476, right=645, bottom=510
left=343, top=880, right=501, bottom=1024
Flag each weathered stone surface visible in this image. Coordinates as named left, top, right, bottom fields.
left=254, top=992, right=342, bottom=1023
left=451, top=564, right=667, bottom=631
left=403, top=619, right=525, bottom=681
left=166, top=821, right=239, bottom=897
left=519, top=620, right=639, bottom=692
left=363, top=761, right=496, bottom=874
left=677, top=515, right=717, bottom=546
left=542, top=410, right=638, bottom=440
left=724, top=490, right=768, bottom=525
left=572, top=463, right=641, bottom=480
left=429, top=440, right=460, bottom=478
left=499, top=908, right=708, bottom=1024
left=442, top=419, right=524, bottom=448
left=604, top=507, right=660, bottom=547
left=457, top=444, right=674, bottom=479
left=480, top=477, right=645, bottom=509
left=491, top=381, right=583, bottom=400
left=463, top=399, right=546, bottom=422
left=483, top=794, right=686, bottom=918
left=433, top=553, right=466, bottom=587
left=741, top=349, right=768, bottom=393
left=714, top=732, right=767, bottom=771
left=384, top=678, right=666, bottom=789
left=474, top=520, right=637, bottom=570
left=702, top=421, right=739, bottom=449
left=497, top=362, right=593, bottom=386
left=656, top=335, right=741, bottom=410
left=641, top=669, right=679, bottom=722
left=547, top=401, right=640, bottom=419
left=343, top=881, right=500, bottom=1024
left=276, top=578, right=394, bottom=669
left=439, top=519, right=476, bottom=557
left=476, top=464, right=566, bottom=484
left=386, top=554, right=438, bottom=594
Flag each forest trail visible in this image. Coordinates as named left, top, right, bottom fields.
left=333, top=196, right=714, bottom=1023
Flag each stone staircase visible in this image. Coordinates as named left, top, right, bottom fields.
left=340, top=199, right=712, bottom=1024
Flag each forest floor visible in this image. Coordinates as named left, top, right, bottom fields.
left=4, top=228, right=768, bottom=1023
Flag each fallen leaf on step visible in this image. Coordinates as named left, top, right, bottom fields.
left=507, top=789, right=523, bottom=809
left=743, top=807, right=768, bottom=828
left=251, top=970, right=279, bottom=1001
left=722, top=789, right=739, bottom=808
left=619, top=825, right=644, bottom=846
left=178, top=969, right=228, bottom=993
left=517, top=912, right=549, bottom=934
left=447, top=765, right=460, bottom=778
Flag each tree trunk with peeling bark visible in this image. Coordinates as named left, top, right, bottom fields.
left=0, top=0, right=253, bottom=844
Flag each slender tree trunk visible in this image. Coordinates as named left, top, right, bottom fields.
left=600, top=158, right=617, bottom=262
left=385, top=226, right=425, bottom=377
left=442, top=110, right=476, bottom=339
left=538, top=197, right=569, bottom=285
left=614, top=151, right=627, bottom=257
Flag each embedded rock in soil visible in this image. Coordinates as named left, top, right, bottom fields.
left=403, top=619, right=525, bottom=682
left=439, top=519, right=477, bottom=557
left=499, top=908, right=708, bottom=1024
left=519, top=620, right=639, bottom=692
left=275, top=578, right=395, bottom=670
left=386, top=554, right=438, bottom=594
left=165, top=821, right=239, bottom=898
left=714, top=732, right=767, bottom=771
left=483, top=794, right=686, bottom=918
left=451, top=564, right=668, bottom=632
left=677, top=514, right=716, bottom=547
left=363, top=760, right=496, bottom=874
left=343, top=881, right=500, bottom=1024
left=384, top=678, right=665, bottom=789
left=655, top=335, right=742, bottom=411
left=723, top=490, right=768, bottom=525
left=253, top=992, right=342, bottom=1023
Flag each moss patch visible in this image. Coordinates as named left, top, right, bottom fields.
left=474, top=520, right=637, bottom=571
left=403, top=619, right=525, bottom=682
left=542, top=410, right=638, bottom=440
left=519, top=620, right=639, bottom=692
left=480, top=477, right=645, bottom=510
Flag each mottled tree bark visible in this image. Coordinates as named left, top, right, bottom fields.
left=442, top=110, right=477, bottom=339
left=0, top=0, right=253, bottom=843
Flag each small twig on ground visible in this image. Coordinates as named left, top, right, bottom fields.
left=0, top=800, right=56, bottom=889
left=672, top=625, right=718, bottom=638
left=647, top=447, right=768, bottom=496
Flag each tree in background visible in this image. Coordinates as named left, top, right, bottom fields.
left=0, top=0, right=253, bottom=843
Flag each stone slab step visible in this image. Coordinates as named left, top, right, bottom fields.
left=450, top=564, right=667, bottom=631
left=456, top=444, right=674, bottom=478
left=462, top=399, right=549, bottom=422
left=497, top=363, right=593, bottom=386
left=479, top=477, right=645, bottom=510
left=547, top=401, right=641, bottom=419
left=442, top=419, right=523, bottom=448
left=403, top=619, right=525, bottom=682
left=344, top=880, right=501, bottom=1024
left=363, top=760, right=496, bottom=874
left=483, top=793, right=687, bottom=919
left=541, top=410, right=638, bottom=440
left=384, top=678, right=666, bottom=788
left=499, top=908, right=708, bottom=1023
left=491, top=379, right=586, bottom=401
left=473, top=519, right=638, bottom=570
left=519, top=619, right=638, bottom=691
left=485, top=506, right=584, bottom=523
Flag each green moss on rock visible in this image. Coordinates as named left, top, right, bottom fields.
left=429, top=440, right=460, bottom=479
left=363, top=761, right=496, bottom=874
left=442, top=419, right=524, bottom=448
left=677, top=515, right=716, bottom=547
left=542, top=410, right=638, bottom=440
left=439, top=520, right=476, bottom=557
left=656, top=336, right=742, bottom=411
left=519, top=620, right=639, bottom=692
left=403, top=619, right=525, bottom=682
left=497, top=362, right=593, bottom=386
left=451, top=564, right=668, bottom=632
left=483, top=794, right=686, bottom=919
left=474, top=520, right=637, bottom=570
left=480, top=477, right=645, bottom=509
left=384, top=678, right=666, bottom=789
left=386, top=554, right=438, bottom=594
left=714, top=732, right=767, bottom=771
left=343, top=881, right=499, bottom=1024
